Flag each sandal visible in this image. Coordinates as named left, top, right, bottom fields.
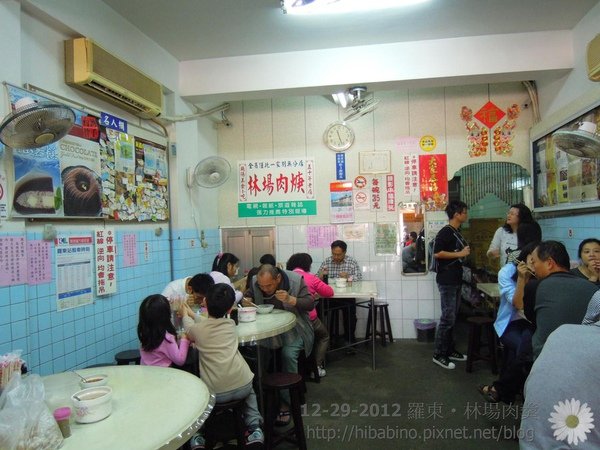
left=275, top=410, right=291, bottom=427
left=477, top=384, right=500, bottom=403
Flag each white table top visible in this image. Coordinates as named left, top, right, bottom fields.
left=328, top=280, right=378, bottom=298
left=236, top=309, right=296, bottom=345
left=477, top=283, right=500, bottom=298
left=43, top=365, right=213, bottom=450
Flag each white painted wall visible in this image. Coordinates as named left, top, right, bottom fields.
left=216, top=82, right=533, bottom=338
left=536, top=1, right=600, bottom=118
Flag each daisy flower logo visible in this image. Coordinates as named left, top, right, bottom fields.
left=548, top=398, right=595, bottom=446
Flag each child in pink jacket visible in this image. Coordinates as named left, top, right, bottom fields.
left=137, top=294, right=189, bottom=367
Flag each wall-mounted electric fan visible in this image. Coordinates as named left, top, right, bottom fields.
left=552, top=121, right=600, bottom=158
left=0, top=97, right=75, bottom=149
left=343, top=86, right=379, bottom=122
left=187, top=156, right=231, bottom=188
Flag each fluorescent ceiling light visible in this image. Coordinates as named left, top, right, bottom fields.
left=281, top=0, right=430, bottom=15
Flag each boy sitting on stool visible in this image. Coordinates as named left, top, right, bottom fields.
left=181, top=283, right=264, bottom=449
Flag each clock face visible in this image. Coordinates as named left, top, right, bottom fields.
left=324, top=122, right=355, bottom=151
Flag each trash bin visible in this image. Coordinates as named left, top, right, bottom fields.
left=414, top=319, right=437, bottom=342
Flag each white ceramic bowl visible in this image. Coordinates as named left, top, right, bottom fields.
left=79, top=373, right=109, bottom=389
left=256, top=304, right=274, bottom=314
left=238, top=306, right=257, bottom=322
left=335, top=278, right=347, bottom=288
left=72, top=386, right=113, bottom=423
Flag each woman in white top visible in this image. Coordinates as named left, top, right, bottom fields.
left=487, top=203, right=533, bottom=266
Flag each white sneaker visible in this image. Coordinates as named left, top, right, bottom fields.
left=318, top=366, right=326, bottom=377
left=432, top=355, right=455, bottom=370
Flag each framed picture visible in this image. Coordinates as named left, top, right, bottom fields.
left=359, top=151, right=391, bottom=174
left=530, top=99, right=600, bottom=213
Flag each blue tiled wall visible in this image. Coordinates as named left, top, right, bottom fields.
left=537, top=213, right=600, bottom=261
left=0, top=227, right=220, bottom=376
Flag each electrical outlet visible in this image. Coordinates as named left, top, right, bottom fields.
left=43, top=224, right=57, bottom=241
left=190, top=239, right=196, bottom=248
left=568, top=228, right=574, bottom=238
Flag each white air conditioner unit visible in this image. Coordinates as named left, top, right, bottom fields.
left=65, top=37, right=163, bottom=118
left=587, top=33, right=600, bottom=82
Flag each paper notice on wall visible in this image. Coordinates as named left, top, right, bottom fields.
left=375, top=223, right=399, bottom=255
left=56, top=235, right=94, bottom=311
left=0, top=237, right=27, bottom=286
left=27, top=240, right=52, bottom=285
left=307, top=225, right=338, bottom=248
left=95, top=227, right=117, bottom=296
left=123, top=233, right=137, bottom=267
left=396, top=136, right=420, bottom=155
left=342, top=224, right=367, bottom=242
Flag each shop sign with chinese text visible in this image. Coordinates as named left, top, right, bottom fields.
left=238, top=158, right=316, bottom=217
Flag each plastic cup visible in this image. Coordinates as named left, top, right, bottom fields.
left=53, top=406, right=72, bottom=438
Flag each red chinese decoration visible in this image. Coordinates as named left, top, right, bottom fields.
left=474, top=101, right=505, bottom=128
left=493, top=104, right=521, bottom=156
left=460, top=106, right=489, bottom=157
left=419, top=154, right=448, bottom=211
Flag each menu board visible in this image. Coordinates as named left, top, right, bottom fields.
left=6, top=85, right=169, bottom=221
left=531, top=102, right=600, bottom=211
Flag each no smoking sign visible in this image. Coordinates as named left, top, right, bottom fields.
left=354, top=176, right=367, bottom=189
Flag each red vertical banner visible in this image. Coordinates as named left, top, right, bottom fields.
left=419, top=154, right=448, bottom=211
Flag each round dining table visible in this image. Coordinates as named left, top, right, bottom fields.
left=43, top=365, right=214, bottom=450
left=235, top=308, right=296, bottom=412
left=236, top=308, right=297, bottom=345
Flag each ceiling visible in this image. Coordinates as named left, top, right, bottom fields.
left=101, top=0, right=599, bottom=62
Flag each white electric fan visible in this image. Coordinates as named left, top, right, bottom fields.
left=0, top=97, right=75, bottom=149
left=552, top=121, right=600, bottom=158
left=187, top=156, right=232, bottom=188
left=343, top=86, right=380, bottom=122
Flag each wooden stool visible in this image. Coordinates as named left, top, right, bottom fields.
left=203, top=398, right=246, bottom=449
left=364, top=301, right=394, bottom=346
left=115, top=349, right=141, bottom=365
left=466, top=316, right=498, bottom=374
left=263, top=373, right=307, bottom=450
left=327, top=307, right=344, bottom=341
left=298, top=347, right=320, bottom=384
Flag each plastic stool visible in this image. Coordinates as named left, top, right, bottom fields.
left=263, top=373, right=307, bottom=450
left=203, top=398, right=246, bottom=449
left=466, top=316, right=498, bottom=374
left=364, top=301, right=394, bottom=346
left=115, top=349, right=141, bottom=365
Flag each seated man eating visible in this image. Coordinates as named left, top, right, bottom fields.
left=244, top=264, right=314, bottom=425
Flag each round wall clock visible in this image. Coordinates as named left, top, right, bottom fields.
left=324, top=121, right=355, bottom=152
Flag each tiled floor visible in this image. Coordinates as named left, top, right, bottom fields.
left=206, top=317, right=522, bottom=449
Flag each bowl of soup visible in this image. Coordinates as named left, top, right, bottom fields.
left=71, top=386, right=113, bottom=423
left=256, top=304, right=274, bottom=314
left=238, top=306, right=257, bottom=322
left=79, top=373, right=108, bottom=389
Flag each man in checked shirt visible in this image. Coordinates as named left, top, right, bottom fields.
left=318, top=240, right=363, bottom=346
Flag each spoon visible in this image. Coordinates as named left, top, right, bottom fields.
left=72, top=371, right=88, bottom=382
